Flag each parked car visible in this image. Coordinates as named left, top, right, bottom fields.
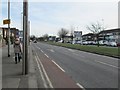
left=76, top=41, right=82, bottom=44
left=92, top=41, right=97, bottom=45
left=99, top=40, right=104, bottom=45
left=103, top=40, right=109, bottom=46
left=109, top=41, right=117, bottom=47
left=87, top=41, right=93, bottom=45
left=58, top=40, right=63, bottom=43
left=82, top=41, right=88, bottom=45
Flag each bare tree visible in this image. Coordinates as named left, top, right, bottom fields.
left=58, top=28, right=69, bottom=42
left=86, top=21, right=106, bottom=47
left=86, top=21, right=105, bottom=34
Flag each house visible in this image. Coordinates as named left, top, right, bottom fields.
left=0, top=27, right=19, bottom=44
left=63, top=35, right=73, bottom=43
left=1, top=27, right=19, bottom=39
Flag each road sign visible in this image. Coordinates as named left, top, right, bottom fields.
left=3, top=19, right=10, bottom=24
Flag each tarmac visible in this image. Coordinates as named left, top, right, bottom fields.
left=1, top=44, right=38, bottom=90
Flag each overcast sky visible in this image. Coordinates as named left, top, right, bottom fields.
left=1, top=0, right=119, bottom=37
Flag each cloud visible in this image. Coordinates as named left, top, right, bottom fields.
left=1, top=1, right=118, bottom=36
left=29, top=2, right=118, bottom=36
left=1, top=2, right=22, bottom=29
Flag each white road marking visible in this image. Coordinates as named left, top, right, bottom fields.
left=50, top=49, right=54, bottom=52
left=44, top=54, right=49, bottom=58
left=73, top=53, right=85, bottom=58
left=13, top=57, right=15, bottom=58
left=35, top=45, right=42, bottom=50
left=36, top=55, right=53, bottom=88
left=68, top=49, right=74, bottom=52
left=52, top=60, right=65, bottom=72
left=47, top=49, right=55, bottom=53
left=41, top=50, right=44, bottom=53
left=95, top=60, right=119, bottom=69
left=35, top=56, right=47, bottom=88
left=76, top=83, right=85, bottom=90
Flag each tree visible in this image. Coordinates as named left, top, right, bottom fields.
left=30, top=35, right=36, bottom=41
left=37, top=37, right=44, bottom=41
left=86, top=21, right=105, bottom=34
left=43, top=34, right=49, bottom=41
left=86, top=21, right=106, bottom=47
left=58, top=28, right=69, bottom=43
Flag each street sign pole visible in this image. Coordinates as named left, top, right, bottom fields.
left=8, top=0, right=10, bottom=57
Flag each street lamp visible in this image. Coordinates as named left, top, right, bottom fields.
left=8, top=0, right=10, bottom=57
left=21, top=12, right=23, bottom=31
left=23, top=0, right=28, bottom=75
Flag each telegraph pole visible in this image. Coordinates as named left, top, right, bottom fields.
left=23, top=0, right=28, bottom=75
left=8, top=0, right=10, bottom=57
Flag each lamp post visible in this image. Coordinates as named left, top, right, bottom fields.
left=21, top=12, right=23, bottom=31
left=23, top=0, right=28, bottom=75
left=8, top=0, right=10, bottom=57
left=102, top=19, right=105, bottom=40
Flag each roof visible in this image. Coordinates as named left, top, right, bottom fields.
left=0, top=27, right=19, bottom=31
left=99, top=28, right=120, bottom=34
left=82, top=33, right=95, bottom=36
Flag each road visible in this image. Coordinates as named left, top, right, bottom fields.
left=31, top=42, right=118, bottom=89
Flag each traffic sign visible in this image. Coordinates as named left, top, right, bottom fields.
left=3, top=19, right=10, bottom=24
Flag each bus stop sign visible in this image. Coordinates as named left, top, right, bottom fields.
left=3, top=19, right=10, bottom=24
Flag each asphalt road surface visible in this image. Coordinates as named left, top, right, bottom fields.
left=31, top=42, right=118, bottom=89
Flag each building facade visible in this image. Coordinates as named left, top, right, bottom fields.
left=82, top=33, right=96, bottom=41
left=98, top=28, right=120, bottom=42
left=73, top=31, right=82, bottom=43
left=19, top=31, right=23, bottom=42
left=0, top=27, right=19, bottom=44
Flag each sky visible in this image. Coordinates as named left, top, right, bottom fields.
left=1, top=0, right=119, bottom=37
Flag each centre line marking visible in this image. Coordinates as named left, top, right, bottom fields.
left=36, top=46, right=41, bottom=50
left=68, top=49, right=74, bottom=52
left=52, top=60, right=65, bottom=72
left=95, top=60, right=119, bottom=69
left=50, top=49, right=54, bottom=52
left=41, top=50, right=44, bottom=53
left=44, top=54, right=49, bottom=58
left=76, top=83, right=85, bottom=90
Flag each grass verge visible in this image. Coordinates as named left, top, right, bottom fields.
left=45, top=42, right=119, bottom=58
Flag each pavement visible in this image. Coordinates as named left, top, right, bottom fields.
left=1, top=44, right=38, bottom=89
